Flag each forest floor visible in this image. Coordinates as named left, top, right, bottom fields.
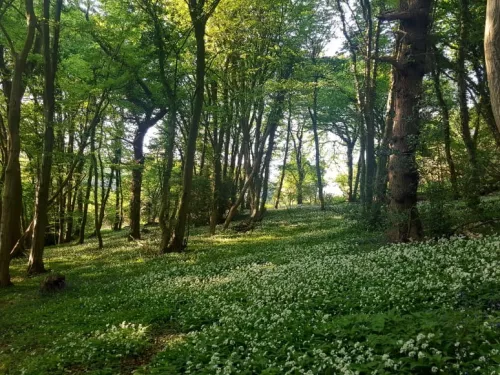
left=1, top=200, right=500, bottom=374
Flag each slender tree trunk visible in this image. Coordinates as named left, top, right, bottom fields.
left=92, top=134, right=103, bottom=249
left=79, top=159, right=94, bottom=244
left=310, top=83, right=325, bottom=211
left=431, top=62, right=459, bottom=198
left=485, top=0, right=500, bottom=132
left=457, top=0, right=480, bottom=207
left=257, top=128, right=276, bottom=220
left=347, top=143, right=355, bottom=202
left=210, top=82, right=222, bottom=235
left=353, top=152, right=363, bottom=201
left=129, top=129, right=146, bottom=240
left=167, top=16, right=207, bottom=252
left=28, top=0, right=62, bottom=275
left=64, top=129, right=75, bottom=242
left=381, top=0, right=431, bottom=242
left=375, top=66, right=396, bottom=203
left=113, top=169, right=122, bottom=231
left=160, top=110, right=177, bottom=252
left=275, top=99, right=292, bottom=209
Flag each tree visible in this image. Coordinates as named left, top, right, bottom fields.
left=167, top=0, right=221, bottom=252
left=28, top=0, right=63, bottom=275
left=485, top=0, right=500, bottom=132
left=0, top=0, right=37, bottom=286
left=380, top=0, right=432, bottom=242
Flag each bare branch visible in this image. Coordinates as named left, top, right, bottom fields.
left=377, top=56, right=404, bottom=70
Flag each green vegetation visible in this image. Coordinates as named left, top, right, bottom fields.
left=1, top=202, right=499, bottom=374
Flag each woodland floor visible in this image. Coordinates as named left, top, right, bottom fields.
left=1, top=201, right=500, bottom=374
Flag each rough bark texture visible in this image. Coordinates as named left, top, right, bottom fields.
left=383, top=0, right=431, bottom=242
left=485, top=0, right=500, bottom=132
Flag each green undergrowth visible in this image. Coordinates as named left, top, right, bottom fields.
left=1, top=204, right=500, bottom=374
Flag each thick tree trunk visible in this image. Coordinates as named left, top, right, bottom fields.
left=0, top=0, right=36, bottom=287
left=381, top=0, right=431, bottom=242
left=167, top=18, right=207, bottom=252
left=485, top=0, right=500, bottom=132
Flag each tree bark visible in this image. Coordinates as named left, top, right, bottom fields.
left=79, top=156, right=94, bottom=244
left=0, top=0, right=37, bottom=287
left=382, top=0, right=431, bottom=242
left=346, top=143, right=355, bottom=202
left=167, top=5, right=208, bottom=252
left=28, top=0, right=62, bottom=275
left=159, top=110, right=177, bottom=252
left=309, top=76, right=325, bottom=210
left=209, top=81, right=223, bottom=235
left=485, top=0, right=500, bottom=132
left=129, top=129, right=146, bottom=240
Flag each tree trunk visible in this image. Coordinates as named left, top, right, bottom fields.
left=64, top=129, right=75, bottom=242
left=310, top=85, right=325, bottom=211
left=28, top=0, right=62, bottom=275
left=209, top=82, right=222, bottom=235
left=0, top=0, right=36, bottom=287
left=92, top=134, right=102, bottom=249
left=167, top=16, right=207, bottom=252
left=79, top=159, right=94, bottom=244
left=431, top=60, right=459, bottom=198
left=375, top=73, right=394, bottom=205
left=129, top=129, right=146, bottom=240
left=274, top=98, right=292, bottom=209
left=381, top=0, right=431, bottom=242
left=457, top=0, right=480, bottom=207
left=347, top=143, right=355, bottom=202
left=485, top=0, right=500, bottom=132
left=160, top=110, right=177, bottom=252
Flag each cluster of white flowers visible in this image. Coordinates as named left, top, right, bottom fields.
left=4, top=207, right=500, bottom=374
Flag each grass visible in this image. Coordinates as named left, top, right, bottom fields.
left=1, top=203, right=500, bottom=374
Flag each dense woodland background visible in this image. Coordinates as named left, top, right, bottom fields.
left=0, top=0, right=499, bottom=283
